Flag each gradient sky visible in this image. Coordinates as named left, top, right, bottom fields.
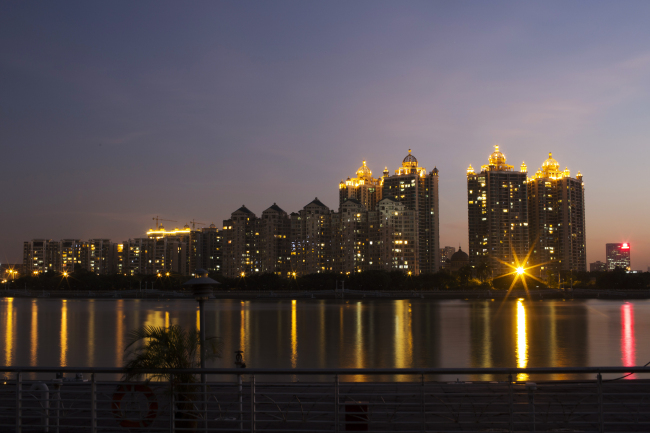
left=2, top=1, right=650, bottom=269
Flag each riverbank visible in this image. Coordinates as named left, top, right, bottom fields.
left=2, top=287, right=650, bottom=300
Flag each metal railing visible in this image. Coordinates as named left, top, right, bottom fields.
left=1, top=366, right=650, bottom=432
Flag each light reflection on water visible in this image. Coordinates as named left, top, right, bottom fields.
left=0, top=298, right=647, bottom=382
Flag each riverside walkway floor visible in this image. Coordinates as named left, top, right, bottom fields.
left=1, top=366, right=649, bottom=432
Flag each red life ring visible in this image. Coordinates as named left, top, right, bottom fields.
left=111, top=384, right=159, bottom=428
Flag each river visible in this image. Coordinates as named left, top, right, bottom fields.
left=1, top=297, right=647, bottom=381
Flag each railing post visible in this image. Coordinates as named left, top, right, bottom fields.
left=91, top=373, right=97, bottom=433
left=334, top=375, right=339, bottom=433
left=508, top=373, right=513, bottom=433
left=250, top=374, right=255, bottom=433
left=597, top=373, right=604, bottom=433
left=238, top=374, right=243, bottom=432
left=420, top=373, right=425, bottom=433
left=170, top=374, right=175, bottom=433
left=16, top=372, right=22, bottom=433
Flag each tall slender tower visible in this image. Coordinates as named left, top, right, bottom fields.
left=382, top=150, right=439, bottom=274
left=527, top=153, right=586, bottom=276
left=467, top=146, right=529, bottom=276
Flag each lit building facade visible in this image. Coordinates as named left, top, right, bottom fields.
left=23, top=239, right=57, bottom=274
left=590, top=261, right=607, bottom=272
left=222, top=206, right=259, bottom=278
left=440, top=246, right=456, bottom=270
left=367, top=197, right=417, bottom=273
left=606, top=242, right=631, bottom=271
left=467, top=146, right=529, bottom=276
left=339, top=161, right=383, bottom=211
left=382, top=150, right=440, bottom=274
left=259, top=204, right=291, bottom=275
left=333, top=198, right=369, bottom=274
left=291, top=198, right=334, bottom=275
left=527, top=153, right=586, bottom=277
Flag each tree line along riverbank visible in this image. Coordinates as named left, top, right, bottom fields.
left=3, top=267, right=649, bottom=294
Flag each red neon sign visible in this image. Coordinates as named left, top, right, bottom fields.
left=621, top=243, right=630, bottom=250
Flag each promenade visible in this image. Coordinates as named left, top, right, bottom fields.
left=1, top=366, right=649, bottom=432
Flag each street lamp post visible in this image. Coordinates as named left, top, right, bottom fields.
left=182, top=269, right=219, bottom=383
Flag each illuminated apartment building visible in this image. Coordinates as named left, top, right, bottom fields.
left=291, top=198, right=334, bottom=275
left=467, top=146, right=529, bottom=276
left=85, top=239, right=112, bottom=275
left=259, top=204, right=291, bottom=275
left=333, top=198, right=369, bottom=274
left=60, top=239, right=84, bottom=273
left=339, top=160, right=383, bottom=211
left=382, top=150, right=440, bottom=274
left=440, top=246, right=456, bottom=270
left=367, top=197, right=417, bottom=273
left=23, top=239, right=58, bottom=274
left=527, top=153, right=586, bottom=277
left=222, top=206, right=259, bottom=278
left=199, top=224, right=222, bottom=274
left=606, top=242, right=630, bottom=271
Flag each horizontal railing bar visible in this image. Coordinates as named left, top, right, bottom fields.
left=3, top=366, right=650, bottom=375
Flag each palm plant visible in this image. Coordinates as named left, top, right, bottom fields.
left=123, top=325, right=223, bottom=427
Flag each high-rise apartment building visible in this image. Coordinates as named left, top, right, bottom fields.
left=60, top=239, right=84, bottom=273
left=23, top=239, right=58, bottom=274
left=606, top=242, right=630, bottom=271
left=291, top=198, right=334, bottom=275
left=527, top=153, right=586, bottom=277
left=259, top=204, right=291, bottom=275
left=440, top=246, right=456, bottom=270
left=339, top=161, right=383, bottom=211
left=85, top=239, right=112, bottom=275
left=333, top=198, right=369, bottom=274
left=467, top=146, right=529, bottom=276
left=382, top=150, right=440, bottom=273
left=222, top=206, right=259, bottom=278
left=367, top=197, right=418, bottom=273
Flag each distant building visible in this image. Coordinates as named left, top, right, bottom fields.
left=449, top=247, right=469, bottom=272
left=259, top=204, right=291, bottom=275
left=467, top=146, right=529, bottom=276
left=440, top=246, right=456, bottom=270
left=383, top=150, right=440, bottom=273
left=291, top=198, right=334, bottom=275
left=606, top=243, right=631, bottom=271
left=222, top=206, right=259, bottom=278
left=23, top=239, right=57, bottom=274
left=339, top=161, right=383, bottom=212
left=590, top=261, right=607, bottom=272
left=527, top=153, right=586, bottom=277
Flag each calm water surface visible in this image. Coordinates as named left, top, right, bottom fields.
left=1, top=297, right=647, bottom=381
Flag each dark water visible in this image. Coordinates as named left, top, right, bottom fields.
left=1, top=297, right=647, bottom=381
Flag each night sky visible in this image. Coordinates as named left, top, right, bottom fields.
left=2, top=1, right=649, bottom=269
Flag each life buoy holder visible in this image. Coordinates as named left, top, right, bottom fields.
left=111, top=384, right=159, bottom=428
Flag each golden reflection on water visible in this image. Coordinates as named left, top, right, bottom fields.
left=394, top=300, right=413, bottom=370
left=88, top=300, right=95, bottom=365
left=5, top=298, right=14, bottom=366
left=116, top=299, right=124, bottom=366
left=516, top=299, right=528, bottom=381
left=240, top=301, right=249, bottom=357
left=291, top=300, right=298, bottom=368
left=30, top=301, right=38, bottom=366
left=196, top=308, right=200, bottom=331
left=60, top=300, right=68, bottom=367
left=354, top=302, right=364, bottom=368
left=165, top=311, right=170, bottom=328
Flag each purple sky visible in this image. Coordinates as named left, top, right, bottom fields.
left=2, top=1, right=650, bottom=269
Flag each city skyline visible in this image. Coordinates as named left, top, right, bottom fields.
left=2, top=2, right=649, bottom=268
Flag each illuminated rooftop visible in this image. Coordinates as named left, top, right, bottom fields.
left=396, top=149, right=427, bottom=176
left=529, top=152, right=581, bottom=180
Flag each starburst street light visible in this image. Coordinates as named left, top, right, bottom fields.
left=493, top=240, right=549, bottom=299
